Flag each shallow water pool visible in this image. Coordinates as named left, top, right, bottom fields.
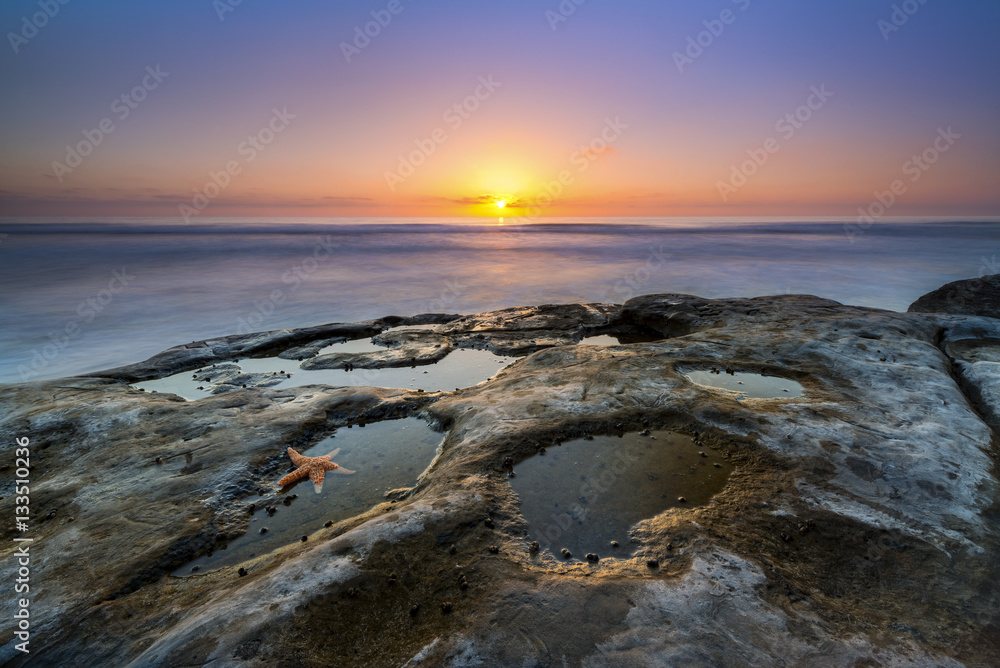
left=135, top=346, right=513, bottom=400
left=509, top=430, right=733, bottom=561
left=174, top=417, right=443, bottom=575
left=683, top=369, right=804, bottom=399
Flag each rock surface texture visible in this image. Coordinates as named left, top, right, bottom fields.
left=1, top=278, right=999, bottom=667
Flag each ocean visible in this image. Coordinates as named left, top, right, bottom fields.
left=0, top=216, right=997, bottom=384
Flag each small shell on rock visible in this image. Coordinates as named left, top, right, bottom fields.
left=610, top=541, right=619, bottom=548
left=259, top=527, right=268, bottom=534
left=409, top=604, right=420, bottom=616
left=529, top=541, right=540, bottom=553
left=677, top=496, right=686, bottom=503
left=301, top=535, right=308, bottom=542
left=561, top=548, right=572, bottom=559
left=238, top=567, right=247, bottom=577
left=586, top=553, right=599, bottom=563
left=324, top=520, right=334, bottom=528
left=488, top=545, right=499, bottom=554
left=647, top=559, right=660, bottom=569
left=441, top=602, right=453, bottom=614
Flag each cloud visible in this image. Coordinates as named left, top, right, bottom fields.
left=437, top=194, right=524, bottom=208
left=0, top=188, right=380, bottom=213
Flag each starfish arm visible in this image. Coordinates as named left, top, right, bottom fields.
left=326, top=448, right=341, bottom=459
left=287, top=448, right=307, bottom=466
left=321, top=460, right=340, bottom=471
left=277, top=466, right=309, bottom=487
left=309, top=467, right=327, bottom=494
left=323, top=459, right=356, bottom=475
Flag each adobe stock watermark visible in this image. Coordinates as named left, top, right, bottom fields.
left=51, top=65, right=169, bottom=183
left=341, top=0, right=414, bottom=63
left=384, top=75, right=501, bottom=192
left=844, top=126, right=960, bottom=243
left=535, top=447, right=639, bottom=553
left=427, top=277, right=467, bottom=313
left=716, top=84, right=833, bottom=202
left=673, top=0, right=751, bottom=74
left=979, top=253, right=999, bottom=278
left=11, top=435, right=33, bottom=655
left=18, top=268, right=135, bottom=381
left=7, top=0, right=70, bottom=54
left=236, top=234, right=335, bottom=334
left=601, top=243, right=672, bottom=303
left=179, top=107, right=295, bottom=223
left=521, top=116, right=628, bottom=220
left=878, top=0, right=931, bottom=41
left=545, top=0, right=587, bottom=31
left=213, top=0, right=246, bottom=22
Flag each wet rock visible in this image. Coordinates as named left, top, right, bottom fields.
left=301, top=330, right=452, bottom=370
left=3, top=279, right=999, bottom=667
left=908, top=273, right=1000, bottom=317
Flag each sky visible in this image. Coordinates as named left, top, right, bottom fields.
left=0, top=0, right=998, bottom=218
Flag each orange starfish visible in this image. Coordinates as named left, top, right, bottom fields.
left=277, top=447, right=355, bottom=494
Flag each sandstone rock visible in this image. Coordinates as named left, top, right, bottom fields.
left=300, top=330, right=452, bottom=370
left=1, top=283, right=998, bottom=667
left=908, top=273, right=1000, bottom=318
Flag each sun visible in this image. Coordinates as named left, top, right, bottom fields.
left=495, top=200, right=506, bottom=209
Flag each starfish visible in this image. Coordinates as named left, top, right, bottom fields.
left=277, top=447, right=355, bottom=494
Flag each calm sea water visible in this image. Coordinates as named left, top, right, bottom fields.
left=0, top=216, right=997, bottom=383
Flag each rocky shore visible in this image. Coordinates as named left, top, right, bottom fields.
left=1, top=277, right=998, bottom=666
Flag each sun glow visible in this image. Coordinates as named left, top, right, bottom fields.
left=495, top=200, right=506, bottom=209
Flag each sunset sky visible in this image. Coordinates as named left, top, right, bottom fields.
left=1, top=0, right=998, bottom=218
